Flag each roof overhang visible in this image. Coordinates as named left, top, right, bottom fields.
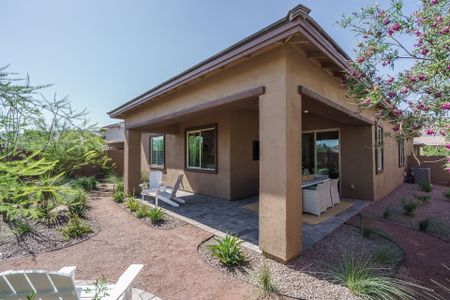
left=108, top=4, right=352, bottom=119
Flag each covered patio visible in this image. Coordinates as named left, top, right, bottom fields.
left=142, top=191, right=369, bottom=250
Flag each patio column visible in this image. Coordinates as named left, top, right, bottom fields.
left=259, top=83, right=302, bottom=262
left=124, top=129, right=141, bottom=195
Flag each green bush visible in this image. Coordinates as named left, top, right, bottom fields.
left=115, top=181, right=124, bottom=193
left=419, top=182, right=432, bottom=193
left=136, top=205, right=151, bottom=219
left=60, top=216, right=93, bottom=241
left=331, top=253, right=419, bottom=299
left=113, top=190, right=124, bottom=203
left=71, top=176, right=97, bottom=191
left=403, top=201, right=418, bottom=216
left=419, top=218, right=432, bottom=232
left=383, top=208, right=391, bottom=219
left=126, top=198, right=140, bottom=213
left=11, top=221, right=33, bottom=237
left=444, top=190, right=450, bottom=200
left=372, top=246, right=399, bottom=265
left=414, top=194, right=431, bottom=203
left=259, top=262, right=276, bottom=294
left=66, top=189, right=88, bottom=218
left=148, top=207, right=165, bottom=224
left=208, top=233, right=246, bottom=266
left=361, top=225, right=375, bottom=238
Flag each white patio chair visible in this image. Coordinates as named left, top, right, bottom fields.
left=330, top=178, right=340, bottom=206
left=0, top=264, right=143, bottom=300
left=156, top=174, right=185, bottom=207
left=302, top=180, right=332, bottom=216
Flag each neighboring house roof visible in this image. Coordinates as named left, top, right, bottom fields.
left=413, top=135, right=447, bottom=146
left=108, top=4, right=352, bottom=119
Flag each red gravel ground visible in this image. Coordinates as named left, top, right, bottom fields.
left=0, top=184, right=275, bottom=300
left=347, top=215, right=450, bottom=297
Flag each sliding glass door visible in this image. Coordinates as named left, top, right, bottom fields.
left=302, top=130, right=340, bottom=178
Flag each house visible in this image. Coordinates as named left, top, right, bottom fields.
left=102, top=122, right=125, bottom=150
left=108, top=4, right=413, bottom=262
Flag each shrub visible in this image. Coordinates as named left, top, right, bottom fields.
left=115, top=181, right=124, bottom=193
left=361, top=225, right=375, bottom=238
left=11, top=221, right=33, bottom=237
left=259, top=262, right=276, bottom=294
left=372, top=246, right=399, bottom=265
left=444, top=190, right=450, bottom=200
left=208, top=233, right=246, bottom=266
left=331, top=253, right=420, bottom=299
left=136, top=205, right=151, bottom=219
left=60, top=216, right=93, bottom=241
left=113, top=190, right=124, bottom=203
left=414, top=194, right=431, bottom=203
left=66, top=189, right=88, bottom=218
left=148, top=207, right=165, bottom=224
left=71, top=176, right=97, bottom=191
left=419, top=218, right=432, bottom=232
left=126, top=198, right=140, bottom=213
left=383, top=208, right=391, bottom=219
left=419, top=183, right=432, bottom=193
left=403, top=201, right=418, bottom=216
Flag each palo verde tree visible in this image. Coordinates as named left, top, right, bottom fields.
left=339, top=0, right=449, bottom=170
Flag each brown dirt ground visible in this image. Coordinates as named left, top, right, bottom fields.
left=0, top=184, right=281, bottom=300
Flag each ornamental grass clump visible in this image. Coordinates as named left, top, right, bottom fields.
left=136, top=205, right=151, bottom=219
left=403, top=201, right=418, bottom=216
left=126, top=198, right=140, bottom=213
left=444, top=189, right=450, bottom=200
left=60, top=216, right=93, bottom=241
left=259, top=262, right=277, bottom=294
left=330, top=253, right=422, bottom=300
left=419, top=183, right=432, bottom=193
left=414, top=194, right=431, bottom=203
left=71, top=176, right=97, bottom=192
left=208, top=233, right=246, bottom=266
left=419, top=218, right=432, bottom=232
left=148, top=207, right=165, bottom=224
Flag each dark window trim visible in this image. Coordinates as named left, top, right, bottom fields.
left=375, top=126, right=384, bottom=174
left=398, top=138, right=405, bottom=167
left=150, top=134, right=165, bottom=170
left=184, top=123, right=218, bottom=174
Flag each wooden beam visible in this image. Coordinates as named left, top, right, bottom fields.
left=321, top=62, right=337, bottom=69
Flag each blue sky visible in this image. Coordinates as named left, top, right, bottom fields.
left=1, top=0, right=420, bottom=126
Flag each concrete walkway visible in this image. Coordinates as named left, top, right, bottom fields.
left=346, top=214, right=450, bottom=295
left=0, top=185, right=265, bottom=300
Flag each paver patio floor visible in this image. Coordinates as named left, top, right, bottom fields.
left=0, top=184, right=268, bottom=300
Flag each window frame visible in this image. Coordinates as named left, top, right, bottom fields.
left=185, top=124, right=218, bottom=174
left=375, top=126, right=384, bottom=174
left=150, top=135, right=165, bottom=169
left=398, top=138, right=405, bottom=167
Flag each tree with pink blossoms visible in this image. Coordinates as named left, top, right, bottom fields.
left=339, top=0, right=449, bottom=170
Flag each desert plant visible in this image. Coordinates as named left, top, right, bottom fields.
left=65, top=189, right=88, bottom=218
left=361, top=225, right=376, bottom=238
left=419, top=183, right=432, bottom=193
left=83, top=276, right=109, bottom=300
left=403, top=201, right=418, bottom=216
left=330, top=253, right=423, bottom=300
left=136, top=205, right=151, bottom=219
left=372, top=246, right=400, bottom=265
left=208, top=233, right=246, bottom=266
left=11, top=220, right=33, bottom=237
left=383, top=208, right=391, bottom=219
left=60, top=216, right=93, bottom=241
left=148, top=207, right=165, bottom=224
left=414, top=194, right=431, bottom=203
left=259, top=262, right=276, bottom=294
left=126, top=198, right=140, bottom=213
left=114, top=181, right=124, bottom=193
left=71, top=176, right=97, bottom=191
left=419, top=218, right=432, bottom=232
left=444, top=190, right=450, bottom=200
left=113, top=190, right=124, bottom=203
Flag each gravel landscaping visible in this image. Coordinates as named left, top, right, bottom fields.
left=198, top=224, right=403, bottom=299
left=362, top=183, right=450, bottom=241
left=116, top=202, right=187, bottom=230
left=0, top=218, right=98, bottom=262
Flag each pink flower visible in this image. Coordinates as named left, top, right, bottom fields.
left=426, top=129, right=434, bottom=135
left=394, top=109, right=402, bottom=115
left=441, top=102, right=450, bottom=110
left=421, top=48, right=429, bottom=55
left=393, top=124, right=400, bottom=131
left=408, top=76, right=416, bottom=83
left=357, top=56, right=365, bottom=63
left=383, top=17, right=390, bottom=25
left=418, top=74, right=426, bottom=81
left=388, top=91, right=397, bottom=98
left=392, top=23, right=401, bottom=31
left=417, top=103, right=429, bottom=111
left=446, top=144, right=450, bottom=150
left=431, top=0, right=439, bottom=5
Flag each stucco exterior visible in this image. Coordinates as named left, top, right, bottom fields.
left=111, top=6, right=414, bottom=262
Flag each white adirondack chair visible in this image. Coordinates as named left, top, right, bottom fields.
left=302, top=180, right=332, bottom=216
left=0, top=264, right=143, bottom=300
left=155, top=174, right=184, bottom=206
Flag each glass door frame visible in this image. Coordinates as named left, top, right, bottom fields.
left=302, top=128, right=341, bottom=179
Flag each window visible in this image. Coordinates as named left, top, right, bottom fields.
left=375, top=126, right=384, bottom=174
left=150, top=135, right=164, bottom=168
left=186, top=125, right=217, bottom=172
left=302, top=130, right=340, bottom=178
left=398, top=138, right=405, bottom=167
